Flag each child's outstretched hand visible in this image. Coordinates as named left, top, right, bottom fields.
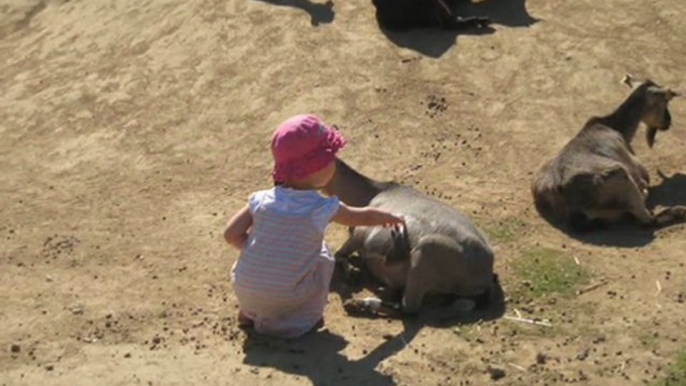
left=333, top=204, right=406, bottom=229
left=380, top=212, right=405, bottom=228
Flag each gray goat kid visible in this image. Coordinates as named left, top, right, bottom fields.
left=532, top=76, right=683, bottom=231
left=324, top=158, right=495, bottom=315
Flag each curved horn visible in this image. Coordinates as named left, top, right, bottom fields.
left=665, top=89, right=680, bottom=101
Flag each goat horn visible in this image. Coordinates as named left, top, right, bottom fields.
left=621, top=74, right=634, bottom=88
left=666, top=89, right=680, bottom=100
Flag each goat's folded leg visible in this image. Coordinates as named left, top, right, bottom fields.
left=652, top=206, right=686, bottom=226
left=334, top=227, right=365, bottom=278
left=432, top=0, right=491, bottom=30
left=446, top=15, right=491, bottom=29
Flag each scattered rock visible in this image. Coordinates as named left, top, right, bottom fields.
left=45, top=364, right=54, bottom=371
left=536, top=352, right=547, bottom=365
left=576, top=348, right=590, bottom=361
left=487, top=365, right=506, bottom=381
left=70, top=305, right=84, bottom=315
left=10, top=344, right=20, bottom=353
left=592, top=336, right=606, bottom=344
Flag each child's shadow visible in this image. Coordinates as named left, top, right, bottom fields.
left=241, top=262, right=504, bottom=385
left=242, top=329, right=397, bottom=385
left=253, top=0, right=334, bottom=26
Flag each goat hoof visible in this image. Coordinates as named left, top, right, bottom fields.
left=453, top=16, right=491, bottom=29
left=343, top=299, right=377, bottom=316
left=474, top=17, right=491, bottom=28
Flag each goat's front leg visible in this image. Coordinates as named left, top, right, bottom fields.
left=334, top=227, right=365, bottom=278
left=652, top=206, right=686, bottom=226
left=343, top=297, right=403, bottom=318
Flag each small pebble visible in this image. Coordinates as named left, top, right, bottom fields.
left=576, top=348, right=590, bottom=361
left=487, top=366, right=506, bottom=381
left=536, top=352, right=547, bottom=364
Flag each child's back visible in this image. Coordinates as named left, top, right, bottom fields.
left=232, top=186, right=339, bottom=338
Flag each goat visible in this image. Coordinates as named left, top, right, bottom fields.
left=372, top=0, right=490, bottom=32
left=325, top=158, right=495, bottom=315
left=532, top=76, right=683, bottom=231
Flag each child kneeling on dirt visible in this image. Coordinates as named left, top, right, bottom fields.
left=224, top=114, right=405, bottom=339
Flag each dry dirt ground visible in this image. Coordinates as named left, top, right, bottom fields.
left=1, top=0, right=686, bottom=385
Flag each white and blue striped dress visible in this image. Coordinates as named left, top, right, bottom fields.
left=231, top=186, right=340, bottom=338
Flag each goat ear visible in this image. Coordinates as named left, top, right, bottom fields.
left=621, top=74, right=634, bottom=88
left=665, top=89, right=680, bottom=101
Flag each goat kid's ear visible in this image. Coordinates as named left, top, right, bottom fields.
left=621, top=74, right=634, bottom=88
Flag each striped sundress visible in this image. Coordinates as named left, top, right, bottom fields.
left=231, top=186, right=339, bottom=338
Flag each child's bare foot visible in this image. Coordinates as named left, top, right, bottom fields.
left=237, top=311, right=254, bottom=329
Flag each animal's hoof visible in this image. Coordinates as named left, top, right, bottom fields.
left=473, top=17, right=491, bottom=28
left=445, top=16, right=491, bottom=30
left=343, top=298, right=381, bottom=316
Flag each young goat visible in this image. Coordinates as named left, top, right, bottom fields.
left=532, top=76, right=683, bottom=231
left=325, top=158, right=495, bottom=315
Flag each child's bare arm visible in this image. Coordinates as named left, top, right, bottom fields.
left=331, top=203, right=405, bottom=228
left=224, top=204, right=253, bottom=250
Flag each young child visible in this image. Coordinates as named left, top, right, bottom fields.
left=224, top=114, right=405, bottom=339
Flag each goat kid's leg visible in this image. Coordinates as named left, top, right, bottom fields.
left=400, top=248, right=433, bottom=315
left=334, top=228, right=365, bottom=278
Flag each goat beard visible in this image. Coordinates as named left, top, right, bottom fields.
left=646, top=127, right=658, bottom=148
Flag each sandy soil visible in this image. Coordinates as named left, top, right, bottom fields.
left=1, top=0, right=685, bottom=385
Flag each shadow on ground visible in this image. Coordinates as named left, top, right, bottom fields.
left=241, top=260, right=504, bottom=386
left=243, top=328, right=396, bottom=386
left=380, top=0, right=538, bottom=58
left=253, top=0, right=334, bottom=26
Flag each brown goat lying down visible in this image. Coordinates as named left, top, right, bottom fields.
left=372, top=0, right=490, bottom=31
left=532, top=76, right=684, bottom=232
left=325, top=158, right=496, bottom=315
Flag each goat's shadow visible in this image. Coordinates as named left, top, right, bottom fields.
left=381, top=0, right=538, bottom=58
left=537, top=171, right=686, bottom=248
left=646, top=171, right=686, bottom=209
left=252, top=0, right=334, bottom=26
